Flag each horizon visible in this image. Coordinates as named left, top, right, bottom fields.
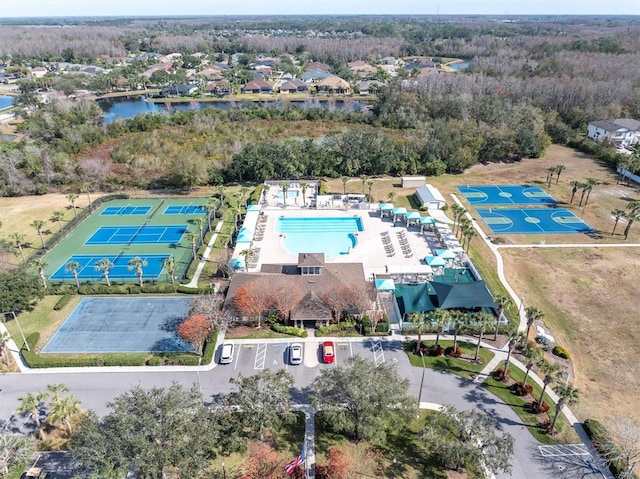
left=2, top=0, right=640, bottom=19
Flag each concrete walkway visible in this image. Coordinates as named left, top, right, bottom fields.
left=185, top=220, right=224, bottom=288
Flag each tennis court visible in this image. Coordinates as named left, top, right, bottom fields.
left=476, top=208, right=594, bottom=234
left=101, top=205, right=151, bottom=216
left=458, top=185, right=557, bottom=205
left=41, top=296, right=196, bottom=354
left=50, top=254, right=169, bottom=281
left=85, top=225, right=186, bottom=245
left=164, top=204, right=206, bottom=215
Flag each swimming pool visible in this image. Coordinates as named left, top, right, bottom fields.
left=275, top=190, right=299, bottom=198
left=276, top=217, right=363, bottom=258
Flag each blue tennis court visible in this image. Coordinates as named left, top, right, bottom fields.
left=101, top=205, right=151, bottom=216
left=476, top=208, right=594, bottom=234
left=164, top=205, right=206, bottom=215
left=41, top=297, right=196, bottom=354
left=458, top=185, right=557, bottom=205
left=50, top=254, right=169, bottom=281
left=85, top=225, right=186, bottom=245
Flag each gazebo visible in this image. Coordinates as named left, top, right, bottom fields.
left=419, top=216, right=436, bottom=233
left=379, top=203, right=394, bottom=218
left=392, top=207, right=407, bottom=224
left=406, top=211, right=421, bottom=227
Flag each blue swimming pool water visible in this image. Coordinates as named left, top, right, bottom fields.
left=276, top=217, right=363, bottom=258
left=275, top=190, right=299, bottom=198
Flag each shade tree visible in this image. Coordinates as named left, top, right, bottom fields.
left=178, top=314, right=211, bottom=355
left=233, top=276, right=273, bottom=328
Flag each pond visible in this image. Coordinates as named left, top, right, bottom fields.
left=449, top=62, right=470, bottom=71
left=98, top=95, right=370, bottom=124
left=0, top=95, right=14, bottom=110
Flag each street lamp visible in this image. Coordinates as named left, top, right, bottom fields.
left=1, top=310, right=29, bottom=352
left=221, top=462, right=226, bottom=479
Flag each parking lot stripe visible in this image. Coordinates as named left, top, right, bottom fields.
left=254, top=343, right=267, bottom=370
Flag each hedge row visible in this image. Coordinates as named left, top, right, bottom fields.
left=317, top=320, right=356, bottom=336
left=271, top=323, right=308, bottom=338
left=53, top=294, right=72, bottom=310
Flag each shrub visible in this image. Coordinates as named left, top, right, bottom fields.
left=552, top=345, right=571, bottom=359
left=427, top=345, right=444, bottom=357
left=53, top=294, right=72, bottom=311
left=530, top=400, right=550, bottom=414
left=177, top=285, right=209, bottom=294
left=493, top=368, right=508, bottom=381
left=141, top=283, right=178, bottom=294
left=146, top=357, right=162, bottom=366
left=511, top=381, right=534, bottom=397
left=271, top=323, right=308, bottom=338
left=445, top=345, right=462, bottom=358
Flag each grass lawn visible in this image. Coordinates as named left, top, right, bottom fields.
left=405, top=339, right=495, bottom=381
left=482, top=365, right=578, bottom=445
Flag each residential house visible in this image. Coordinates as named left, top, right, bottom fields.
left=306, top=61, right=331, bottom=71
left=348, top=60, right=377, bottom=78
left=587, top=119, right=640, bottom=148
left=30, top=66, right=48, bottom=78
left=197, top=66, right=225, bottom=80
left=279, top=80, right=309, bottom=94
left=242, top=79, right=274, bottom=94
left=160, top=83, right=198, bottom=97
left=356, top=80, right=384, bottom=95
left=317, top=75, right=351, bottom=94
left=79, top=65, right=105, bottom=76
left=205, top=79, right=230, bottom=96
left=301, top=68, right=333, bottom=82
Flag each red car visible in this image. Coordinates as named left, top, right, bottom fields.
left=322, top=341, right=335, bottom=364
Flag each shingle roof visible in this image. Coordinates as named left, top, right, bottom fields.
left=298, top=253, right=325, bottom=267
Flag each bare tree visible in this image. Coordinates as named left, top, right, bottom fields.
left=190, top=293, right=232, bottom=333
left=596, top=418, right=640, bottom=479
left=270, top=276, right=304, bottom=325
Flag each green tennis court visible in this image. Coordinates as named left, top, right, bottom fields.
left=43, top=198, right=209, bottom=284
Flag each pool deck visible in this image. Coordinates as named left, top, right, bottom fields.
left=242, top=205, right=455, bottom=280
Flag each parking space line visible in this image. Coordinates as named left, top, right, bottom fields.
left=254, top=343, right=267, bottom=370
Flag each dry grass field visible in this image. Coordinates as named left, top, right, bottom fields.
left=1, top=145, right=638, bottom=426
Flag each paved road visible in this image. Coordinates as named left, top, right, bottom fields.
left=0, top=337, right=602, bottom=479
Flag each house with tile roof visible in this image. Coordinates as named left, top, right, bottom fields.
left=242, top=79, right=274, bottom=94
left=317, top=75, right=351, bottom=94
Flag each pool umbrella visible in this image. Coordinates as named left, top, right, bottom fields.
left=420, top=216, right=436, bottom=224
left=435, top=249, right=457, bottom=260
left=236, top=227, right=253, bottom=243
left=247, top=204, right=261, bottom=212
left=375, top=278, right=396, bottom=291
left=380, top=203, right=394, bottom=211
left=392, top=207, right=407, bottom=216
left=425, top=255, right=447, bottom=267
left=406, top=211, right=421, bottom=219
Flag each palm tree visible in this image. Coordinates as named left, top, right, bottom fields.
left=127, top=256, right=148, bottom=287
left=80, top=183, right=94, bottom=210
left=536, top=360, right=563, bottom=410
left=584, top=178, right=599, bottom=205
left=549, top=383, right=579, bottom=434
left=262, top=184, right=270, bottom=206
left=462, top=226, right=476, bottom=253
left=66, top=193, right=79, bottom=218
left=554, top=164, right=566, bottom=184
left=47, top=395, right=82, bottom=435
left=473, top=312, right=494, bottom=362
left=66, top=260, right=82, bottom=288
left=31, top=258, right=48, bottom=288
left=239, top=248, right=253, bottom=272
left=17, top=392, right=46, bottom=431
left=194, top=218, right=205, bottom=242
left=46, top=383, right=69, bottom=404
left=493, top=295, right=512, bottom=340
left=216, top=185, right=226, bottom=206
left=457, top=217, right=472, bottom=241
left=578, top=182, right=590, bottom=207
left=10, top=232, right=27, bottom=264
left=622, top=210, right=640, bottom=240
left=279, top=181, right=290, bottom=207
left=341, top=176, right=349, bottom=195
left=366, top=179, right=374, bottom=202
left=525, top=306, right=543, bottom=339
left=186, top=232, right=198, bottom=259
left=521, top=346, right=544, bottom=390
left=299, top=181, right=309, bottom=206
left=611, top=208, right=626, bottom=235
left=430, top=309, right=451, bottom=350
left=450, top=204, right=464, bottom=234
left=205, top=198, right=218, bottom=231
left=163, top=256, right=176, bottom=284
left=408, top=312, right=429, bottom=354
left=50, top=211, right=64, bottom=232
left=569, top=181, right=580, bottom=204
left=360, top=175, right=369, bottom=195
left=0, top=330, right=11, bottom=367
left=546, top=166, right=556, bottom=188
left=617, top=157, right=631, bottom=184
left=503, top=330, right=526, bottom=379
left=94, top=258, right=114, bottom=287
left=31, top=220, right=46, bottom=249
left=387, top=191, right=395, bottom=203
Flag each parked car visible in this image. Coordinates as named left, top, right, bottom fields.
left=322, top=341, right=335, bottom=364
left=290, top=343, right=303, bottom=365
left=219, top=343, right=234, bottom=364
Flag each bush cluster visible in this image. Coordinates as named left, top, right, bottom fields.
left=53, top=294, right=72, bottom=310
left=427, top=345, right=444, bottom=357
left=552, top=345, right=571, bottom=359
left=176, top=285, right=210, bottom=294
left=75, top=283, right=180, bottom=295
left=511, top=381, right=534, bottom=397
left=529, top=400, right=550, bottom=414
left=445, top=345, right=462, bottom=358
left=317, top=320, right=356, bottom=336
left=493, top=367, right=509, bottom=382
left=271, top=323, right=308, bottom=338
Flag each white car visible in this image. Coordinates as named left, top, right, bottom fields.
left=289, top=343, right=303, bottom=365
left=219, top=343, right=234, bottom=364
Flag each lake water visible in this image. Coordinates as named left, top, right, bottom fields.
left=449, top=62, right=470, bottom=71
left=98, top=96, right=370, bottom=124
left=0, top=95, right=14, bottom=109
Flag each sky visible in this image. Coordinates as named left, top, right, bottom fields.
left=1, top=0, right=639, bottom=18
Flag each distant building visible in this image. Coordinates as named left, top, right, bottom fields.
left=242, top=79, right=274, bottom=94
left=416, top=184, right=446, bottom=209
left=401, top=176, right=426, bottom=188
left=587, top=119, right=640, bottom=148
left=160, top=84, right=197, bottom=97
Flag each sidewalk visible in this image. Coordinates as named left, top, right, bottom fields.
left=185, top=220, right=224, bottom=288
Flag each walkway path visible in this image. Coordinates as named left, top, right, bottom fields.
left=185, top=220, right=224, bottom=288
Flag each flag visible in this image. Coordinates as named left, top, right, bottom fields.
left=284, top=442, right=306, bottom=475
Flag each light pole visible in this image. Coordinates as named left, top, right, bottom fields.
left=1, top=310, right=29, bottom=352
left=417, top=350, right=426, bottom=411
left=221, top=462, right=226, bottom=479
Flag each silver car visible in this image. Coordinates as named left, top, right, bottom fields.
left=289, top=343, right=303, bottom=365
left=219, top=343, right=234, bottom=364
